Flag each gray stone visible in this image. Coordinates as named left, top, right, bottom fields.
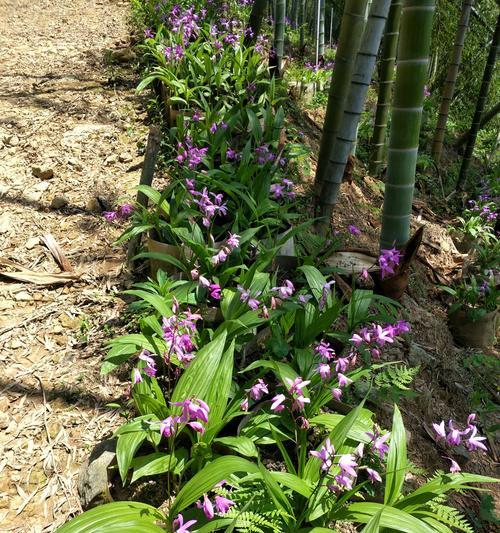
left=118, top=151, right=132, bottom=163
left=111, top=47, right=136, bottom=63
left=32, top=165, right=54, bottom=180
left=408, top=342, right=436, bottom=367
left=77, top=438, right=116, bottom=510
left=25, top=237, right=39, bottom=250
left=50, top=195, right=69, bottom=209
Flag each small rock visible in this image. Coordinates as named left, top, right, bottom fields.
left=25, top=237, right=40, bottom=250
left=67, top=158, right=83, bottom=171
left=0, top=213, right=10, bottom=234
left=118, top=152, right=132, bottom=163
left=0, top=412, right=10, bottom=430
left=14, top=290, right=31, bottom=302
left=105, top=154, right=118, bottom=165
left=78, top=439, right=116, bottom=510
left=50, top=195, right=69, bottom=209
left=408, top=342, right=436, bottom=367
left=59, top=313, right=81, bottom=329
left=5, top=135, right=19, bottom=146
left=32, top=165, right=54, bottom=180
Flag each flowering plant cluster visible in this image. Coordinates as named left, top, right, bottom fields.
left=61, top=3, right=499, bottom=533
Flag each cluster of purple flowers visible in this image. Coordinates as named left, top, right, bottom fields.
left=197, top=489, right=234, bottom=519
left=236, top=279, right=296, bottom=319
left=159, top=397, right=209, bottom=439
left=433, top=413, right=487, bottom=472
left=310, top=435, right=385, bottom=492
left=254, top=143, right=276, bottom=165
left=165, top=44, right=185, bottom=61
left=254, top=35, right=268, bottom=54
left=350, top=320, right=411, bottom=359
left=378, top=247, right=402, bottom=279
left=191, top=268, right=221, bottom=300
left=132, top=349, right=157, bottom=384
left=211, top=232, right=240, bottom=265
left=176, top=139, right=208, bottom=169
left=161, top=298, right=201, bottom=366
left=314, top=340, right=353, bottom=401
left=103, top=203, right=134, bottom=222
left=168, top=5, right=202, bottom=45
left=467, top=197, right=498, bottom=224
left=270, top=178, right=295, bottom=200
left=186, top=180, right=228, bottom=227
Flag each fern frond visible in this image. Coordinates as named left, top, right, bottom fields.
left=375, top=364, right=420, bottom=390
left=426, top=502, right=475, bottom=533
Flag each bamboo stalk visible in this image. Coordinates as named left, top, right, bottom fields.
left=319, top=0, right=325, bottom=57
left=456, top=12, right=500, bottom=190
left=318, top=0, right=392, bottom=213
left=273, top=0, right=287, bottom=75
left=454, top=101, right=500, bottom=147
left=380, top=0, right=436, bottom=249
left=314, top=0, right=369, bottom=205
left=368, top=0, right=403, bottom=176
left=431, top=0, right=474, bottom=164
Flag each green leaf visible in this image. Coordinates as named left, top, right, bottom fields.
left=214, top=436, right=259, bottom=458
left=298, top=265, right=328, bottom=303
left=384, top=404, right=407, bottom=505
left=204, top=340, right=235, bottom=438
left=135, top=184, right=170, bottom=216
left=361, top=508, right=383, bottom=532
left=258, top=461, right=294, bottom=521
left=309, top=411, right=374, bottom=443
left=396, top=473, right=500, bottom=513
left=171, top=331, right=227, bottom=408
left=56, top=501, right=166, bottom=532
left=132, top=251, right=188, bottom=274
left=123, top=289, right=172, bottom=317
left=116, top=431, right=146, bottom=485
left=334, top=503, right=435, bottom=533
left=130, top=450, right=187, bottom=484
left=171, top=456, right=260, bottom=515
left=270, top=472, right=312, bottom=498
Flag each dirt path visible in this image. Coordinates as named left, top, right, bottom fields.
left=0, top=1, right=145, bottom=530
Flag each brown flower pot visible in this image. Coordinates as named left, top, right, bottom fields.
left=373, top=270, right=409, bottom=301
left=448, top=308, right=498, bottom=349
left=147, top=237, right=183, bottom=277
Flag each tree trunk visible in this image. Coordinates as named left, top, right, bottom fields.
left=456, top=12, right=500, bottom=191
left=454, top=101, right=500, bottom=147
left=368, top=0, right=403, bottom=176
left=245, top=0, right=268, bottom=45
left=431, top=0, right=474, bottom=164
left=318, top=0, right=392, bottom=213
left=380, top=0, right=436, bottom=249
left=314, top=0, right=369, bottom=213
left=273, top=0, right=287, bottom=75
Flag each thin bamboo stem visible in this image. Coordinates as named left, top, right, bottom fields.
left=368, top=0, right=403, bottom=176
left=456, top=12, right=500, bottom=190
left=431, top=0, right=474, bottom=164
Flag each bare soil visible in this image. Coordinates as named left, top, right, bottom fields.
left=0, top=0, right=148, bottom=530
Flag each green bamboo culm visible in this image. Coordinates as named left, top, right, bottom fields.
left=319, top=0, right=326, bottom=57
left=368, top=0, right=403, bottom=176
left=318, top=0, right=392, bottom=213
left=456, top=11, right=500, bottom=191
left=273, top=0, right=287, bottom=75
left=431, top=0, right=474, bottom=165
left=379, top=0, right=436, bottom=249
left=314, top=0, right=369, bottom=204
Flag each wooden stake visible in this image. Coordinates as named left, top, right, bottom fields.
left=127, top=125, right=162, bottom=266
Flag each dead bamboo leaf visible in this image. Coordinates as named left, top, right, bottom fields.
left=0, top=258, right=78, bottom=286
left=40, top=234, right=74, bottom=272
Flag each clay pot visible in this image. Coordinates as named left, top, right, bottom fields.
left=373, top=270, right=409, bottom=301
left=448, top=308, right=498, bottom=349
left=147, top=237, right=184, bottom=277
